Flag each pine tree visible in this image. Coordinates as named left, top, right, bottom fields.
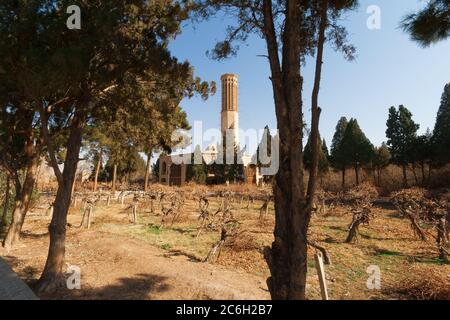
left=304, top=134, right=329, bottom=177
left=402, top=0, right=450, bottom=47
left=330, top=117, right=349, bottom=190
left=187, top=145, right=207, bottom=184
left=373, top=142, right=391, bottom=186
left=410, top=130, right=433, bottom=184
left=386, top=105, right=419, bottom=187
left=339, top=119, right=374, bottom=185
left=433, top=83, right=450, bottom=165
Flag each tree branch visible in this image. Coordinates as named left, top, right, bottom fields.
left=39, top=105, right=63, bottom=185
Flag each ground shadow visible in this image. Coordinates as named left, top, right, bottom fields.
left=20, top=231, right=49, bottom=240
left=35, top=273, right=170, bottom=300
left=1, top=255, right=40, bottom=282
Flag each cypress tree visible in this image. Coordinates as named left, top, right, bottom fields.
left=433, top=83, right=450, bottom=165
left=340, top=119, right=374, bottom=185
left=330, top=117, right=349, bottom=190
left=386, top=105, right=419, bottom=187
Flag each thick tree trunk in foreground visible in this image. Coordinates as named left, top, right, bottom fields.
left=1, top=175, right=10, bottom=228
left=144, top=152, right=152, bottom=192
left=262, top=0, right=316, bottom=300
left=36, top=111, right=85, bottom=292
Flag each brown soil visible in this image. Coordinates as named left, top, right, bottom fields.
left=1, top=190, right=449, bottom=300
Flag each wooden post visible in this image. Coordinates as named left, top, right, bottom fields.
left=121, top=194, right=125, bottom=208
left=133, top=204, right=138, bottom=223
left=107, top=195, right=111, bottom=206
left=87, top=206, right=93, bottom=229
left=314, top=252, right=329, bottom=300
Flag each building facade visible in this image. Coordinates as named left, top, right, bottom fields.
left=159, top=74, right=262, bottom=186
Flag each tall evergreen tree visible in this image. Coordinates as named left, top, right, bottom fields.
left=330, top=117, right=349, bottom=189
left=410, top=130, right=433, bottom=184
left=432, top=83, right=450, bottom=165
left=192, top=0, right=359, bottom=300
left=373, top=142, right=391, bottom=186
left=386, top=105, right=419, bottom=188
left=187, top=145, right=208, bottom=184
left=339, top=119, right=374, bottom=185
left=304, top=134, right=329, bottom=177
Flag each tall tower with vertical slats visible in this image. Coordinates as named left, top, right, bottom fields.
left=220, top=74, right=239, bottom=146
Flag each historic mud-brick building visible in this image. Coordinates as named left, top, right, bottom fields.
left=159, top=74, right=262, bottom=186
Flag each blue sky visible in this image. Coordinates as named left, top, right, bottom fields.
left=168, top=0, right=450, bottom=154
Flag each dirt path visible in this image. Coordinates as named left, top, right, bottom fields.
left=0, top=218, right=270, bottom=300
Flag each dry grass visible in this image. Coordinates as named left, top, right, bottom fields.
left=383, top=267, right=450, bottom=300
left=5, top=185, right=450, bottom=300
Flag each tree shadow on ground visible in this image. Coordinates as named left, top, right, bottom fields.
left=1, top=255, right=40, bottom=282
left=20, top=231, right=49, bottom=240
left=34, top=273, right=171, bottom=300
left=369, top=247, right=447, bottom=265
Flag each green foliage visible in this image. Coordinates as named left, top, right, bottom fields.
left=330, top=117, right=349, bottom=171
left=373, top=142, right=391, bottom=171
left=304, top=134, right=329, bottom=175
left=432, top=83, right=450, bottom=165
left=411, top=130, right=433, bottom=166
left=402, top=0, right=450, bottom=47
left=148, top=225, right=162, bottom=235
left=0, top=174, right=15, bottom=228
left=161, top=243, right=172, bottom=251
left=104, top=147, right=147, bottom=183
left=386, top=105, right=420, bottom=166
left=339, top=118, right=374, bottom=170
left=212, top=138, right=244, bottom=184
left=186, top=145, right=207, bottom=184
left=253, top=125, right=273, bottom=168
left=152, top=158, right=160, bottom=180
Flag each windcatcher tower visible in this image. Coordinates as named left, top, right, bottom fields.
left=220, top=74, right=239, bottom=146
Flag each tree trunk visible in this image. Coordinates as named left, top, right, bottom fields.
left=306, top=0, right=327, bottom=211
left=144, top=152, right=152, bottom=192
left=421, top=161, right=426, bottom=185
left=402, top=164, right=408, bottom=188
left=412, top=162, right=419, bottom=185
left=262, top=0, right=312, bottom=300
left=354, top=164, right=360, bottom=186
left=112, top=163, right=117, bottom=193
left=1, top=175, right=10, bottom=228
left=92, top=147, right=103, bottom=192
left=342, top=168, right=346, bottom=191
left=3, top=142, right=39, bottom=250
left=36, top=111, right=85, bottom=292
